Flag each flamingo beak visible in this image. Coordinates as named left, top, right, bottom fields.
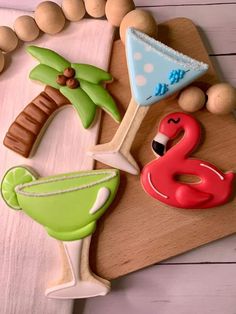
left=152, top=132, right=169, bottom=157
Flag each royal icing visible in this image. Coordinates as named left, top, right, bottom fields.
left=89, top=187, right=111, bottom=214
left=88, top=28, right=209, bottom=175
left=126, top=28, right=209, bottom=106
left=27, top=45, right=121, bottom=128
left=1, top=167, right=120, bottom=241
left=141, top=112, right=235, bottom=209
left=45, top=236, right=110, bottom=299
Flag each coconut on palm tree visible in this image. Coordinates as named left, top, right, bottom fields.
left=3, top=46, right=121, bottom=158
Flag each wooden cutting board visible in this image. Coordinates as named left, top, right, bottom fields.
left=90, top=18, right=236, bottom=280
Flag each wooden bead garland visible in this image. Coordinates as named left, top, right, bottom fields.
left=120, top=9, right=157, bottom=44
left=62, top=0, right=86, bottom=22
left=206, top=83, right=236, bottom=115
left=178, top=86, right=206, bottom=112
left=84, top=0, right=106, bottom=18
left=0, top=51, right=5, bottom=73
left=105, top=0, right=135, bottom=27
left=0, top=26, right=18, bottom=53
left=35, top=1, right=66, bottom=35
left=14, top=15, right=40, bottom=42
left=0, top=0, right=161, bottom=76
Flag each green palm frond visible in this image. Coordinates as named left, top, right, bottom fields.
left=27, top=46, right=70, bottom=72
left=80, top=80, right=121, bottom=123
left=27, top=46, right=121, bottom=129
left=72, top=63, right=112, bottom=84
left=29, top=64, right=61, bottom=89
left=60, top=86, right=97, bottom=129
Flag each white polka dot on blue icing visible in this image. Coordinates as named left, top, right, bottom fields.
left=144, top=64, right=154, bottom=73
left=134, top=52, right=142, bottom=60
left=136, top=75, right=147, bottom=86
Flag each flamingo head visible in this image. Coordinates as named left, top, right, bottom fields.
left=152, top=112, right=193, bottom=157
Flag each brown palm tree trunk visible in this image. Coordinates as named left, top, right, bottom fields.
left=3, top=86, right=70, bottom=158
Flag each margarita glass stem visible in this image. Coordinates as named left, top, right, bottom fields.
left=45, top=236, right=110, bottom=299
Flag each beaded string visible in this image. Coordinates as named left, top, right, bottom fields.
left=1, top=1, right=234, bottom=114
left=0, top=0, right=158, bottom=74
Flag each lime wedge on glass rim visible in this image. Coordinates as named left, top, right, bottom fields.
left=1, top=166, right=37, bottom=210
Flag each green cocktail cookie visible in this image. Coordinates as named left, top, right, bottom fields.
left=1, top=166, right=37, bottom=210
left=1, top=167, right=120, bottom=241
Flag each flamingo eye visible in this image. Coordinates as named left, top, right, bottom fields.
left=167, top=117, right=180, bottom=124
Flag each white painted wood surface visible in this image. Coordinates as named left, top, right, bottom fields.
left=81, top=265, right=236, bottom=314
left=148, top=4, right=236, bottom=55
left=135, top=0, right=236, bottom=6
left=0, top=8, right=114, bottom=314
left=0, top=1, right=235, bottom=314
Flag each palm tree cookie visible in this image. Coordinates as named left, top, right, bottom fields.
left=3, top=46, right=121, bottom=158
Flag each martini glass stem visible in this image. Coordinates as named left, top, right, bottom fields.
left=115, top=98, right=149, bottom=152
left=88, top=98, right=149, bottom=174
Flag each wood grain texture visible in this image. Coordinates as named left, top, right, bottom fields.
left=0, top=2, right=235, bottom=314
left=0, top=9, right=114, bottom=314
left=89, top=18, right=236, bottom=280
left=81, top=264, right=236, bottom=314
left=135, top=0, right=236, bottom=6
left=1, top=3, right=236, bottom=56
left=0, top=0, right=61, bottom=11
left=1, top=0, right=235, bottom=11
left=165, top=234, right=236, bottom=263
left=211, top=55, right=236, bottom=86
left=147, top=4, right=236, bottom=55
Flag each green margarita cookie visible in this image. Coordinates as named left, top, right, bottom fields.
left=1, top=166, right=37, bottom=210
left=1, top=166, right=120, bottom=241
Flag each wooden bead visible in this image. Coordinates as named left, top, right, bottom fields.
left=14, top=16, right=40, bottom=42
left=35, top=1, right=66, bottom=35
left=206, top=83, right=236, bottom=115
left=84, top=0, right=106, bottom=18
left=0, top=51, right=5, bottom=73
left=0, top=26, right=18, bottom=53
left=62, top=0, right=86, bottom=22
left=120, top=9, right=157, bottom=44
left=178, top=86, right=206, bottom=112
left=105, top=0, right=135, bottom=27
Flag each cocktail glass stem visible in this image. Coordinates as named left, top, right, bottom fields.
left=45, top=236, right=110, bottom=299
left=88, top=98, right=149, bottom=175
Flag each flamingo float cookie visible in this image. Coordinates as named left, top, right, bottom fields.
left=1, top=166, right=120, bottom=298
left=141, top=112, right=235, bottom=209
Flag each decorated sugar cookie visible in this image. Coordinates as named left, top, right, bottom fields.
left=3, top=46, right=121, bottom=158
left=140, top=112, right=235, bottom=209
left=88, top=28, right=209, bottom=175
left=1, top=166, right=120, bottom=298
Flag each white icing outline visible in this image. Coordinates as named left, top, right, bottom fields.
left=89, top=187, right=110, bottom=214
left=45, top=237, right=110, bottom=299
left=128, top=28, right=209, bottom=71
left=200, top=163, right=224, bottom=181
left=15, top=170, right=118, bottom=197
left=147, top=172, right=168, bottom=199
